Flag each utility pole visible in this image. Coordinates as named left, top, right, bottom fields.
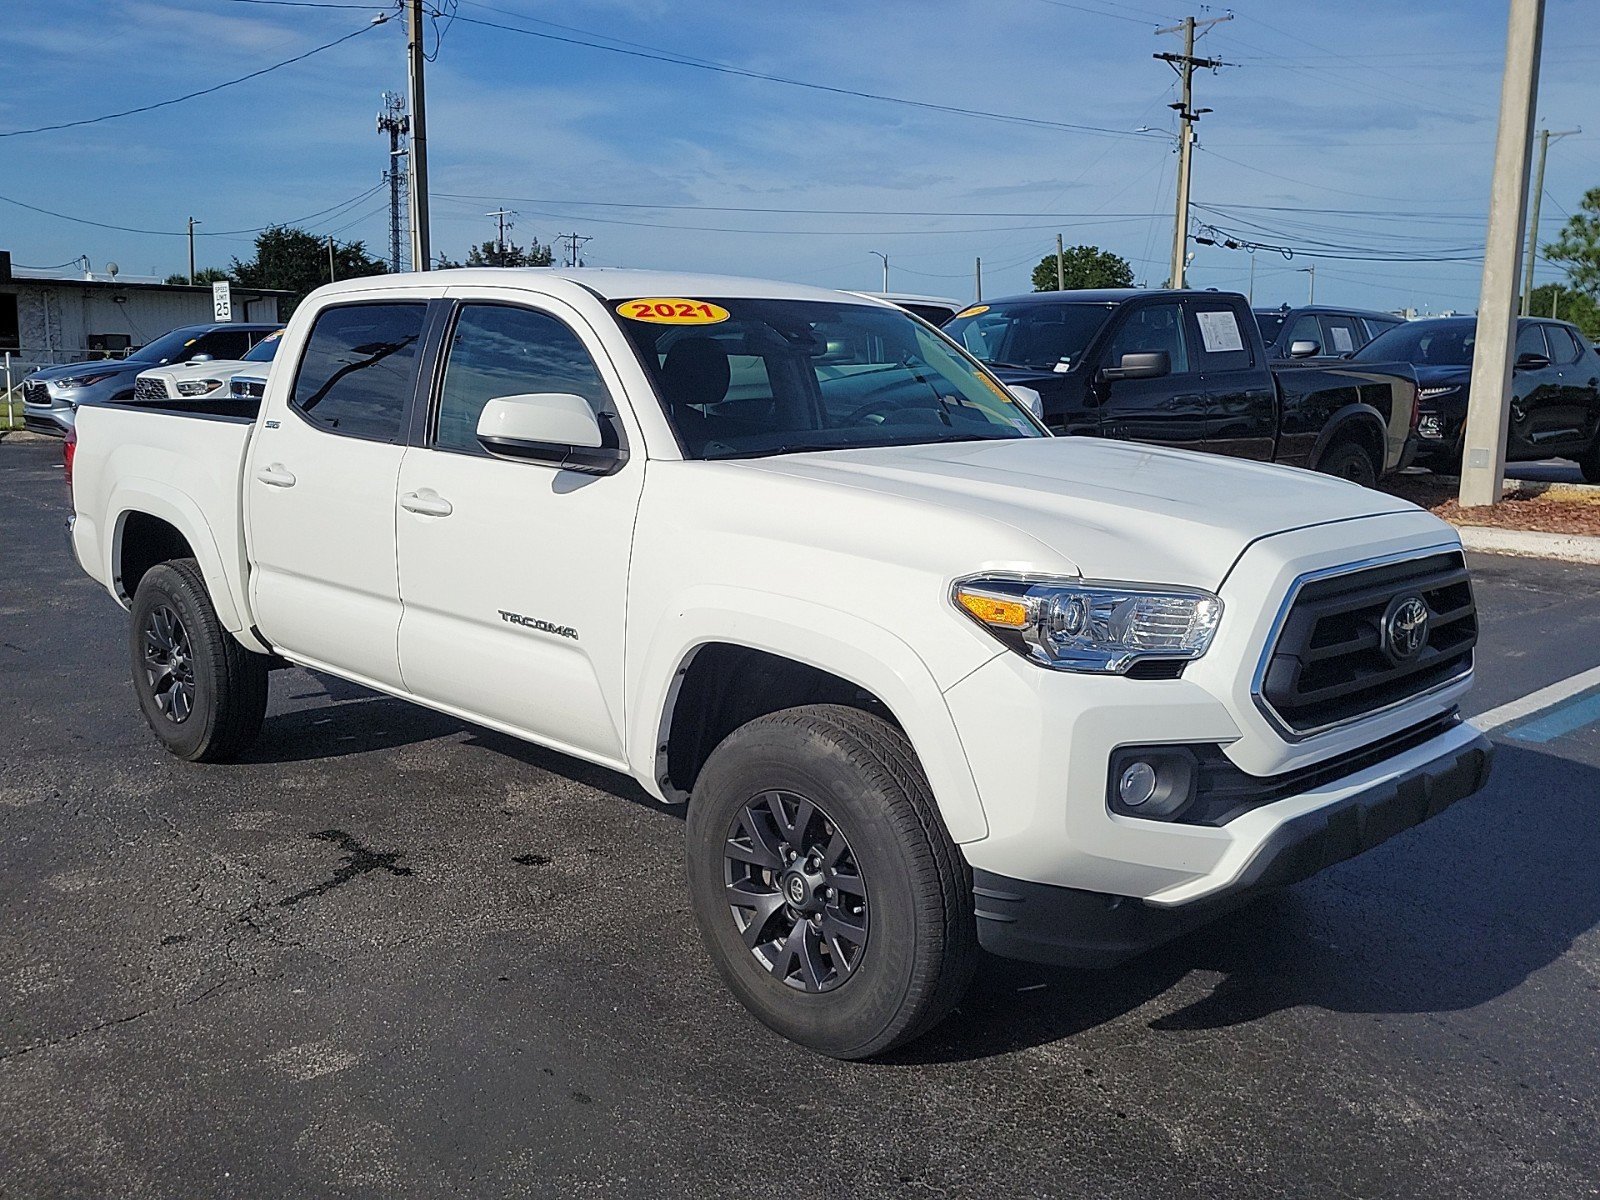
left=487, top=208, right=516, bottom=263
left=1298, top=264, right=1316, bottom=303
left=327, top=235, right=337, bottom=282
left=377, top=91, right=410, bottom=273
left=1156, top=14, right=1230, bottom=289
left=1460, top=0, right=1545, bottom=508
left=1521, top=125, right=1581, bottom=314
left=557, top=232, right=592, bottom=268
left=870, top=250, right=889, bottom=292
left=405, top=0, right=431, bottom=271
left=1247, top=253, right=1255, bottom=304
left=187, top=217, right=199, bottom=285
left=975, top=256, right=982, bottom=302
left=1055, top=233, right=1065, bottom=291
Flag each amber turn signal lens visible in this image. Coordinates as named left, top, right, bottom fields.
left=954, top=588, right=1030, bottom=629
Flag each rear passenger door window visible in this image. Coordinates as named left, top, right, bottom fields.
left=1515, top=323, right=1549, bottom=359
left=291, top=302, right=426, bottom=442
left=1546, top=325, right=1584, bottom=365
left=1188, top=302, right=1255, bottom=372
left=1318, top=315, right=1361, bottom=357
left=434, top=304, right=613, bottom=454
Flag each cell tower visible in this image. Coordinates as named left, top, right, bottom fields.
left=377, top=92, right=411, bottom=273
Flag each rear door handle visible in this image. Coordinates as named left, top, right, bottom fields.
left=399, top=488, right=453, bottom=517
left=256, top=463, right=296, bottom=488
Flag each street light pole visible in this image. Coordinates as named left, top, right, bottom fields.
left=1520, top=125, right=1581, bottom=314
left=1460, top=0, right=1546, bottom=509
left=870, top=250, right=888, bottom=292
left=1055, top=233, right=1065, bottom=291
left=187, top=217, right=199, bottom=285
left=1298, top=264, right=1315, bottom=304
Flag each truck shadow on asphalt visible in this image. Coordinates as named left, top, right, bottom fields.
left=893, top=741, right=1600, bottom=1064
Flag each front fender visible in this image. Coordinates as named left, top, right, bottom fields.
left=629, top=585, right=994, bottom=843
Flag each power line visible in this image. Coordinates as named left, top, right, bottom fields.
left=219, top=0, right=396, bottom=7
left=0, top=182, right=387, bottom=238
left=432, top=191, right=1170, bottom=219
left=0, top=19, right=389, bottom=139
left=440, top=10, right=1165, bottom=141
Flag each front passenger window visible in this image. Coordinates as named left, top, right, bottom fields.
left=1104, top=303, right=1189, bottom=373
left=434, top=304, right=613, bottom=454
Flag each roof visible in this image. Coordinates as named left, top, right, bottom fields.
left=2, top=275, right=294, bottom=297
left=1252, top=304, right=1405, bottom=320
left=852, top=291, right=963, bottom=308
left=312, top=266, right=895, bottom=306
left=974, top=288, right=1192, bottom=306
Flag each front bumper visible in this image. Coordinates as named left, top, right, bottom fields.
left=973, top=726, right=1492, bottom=967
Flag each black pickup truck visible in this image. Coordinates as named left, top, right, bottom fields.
left=944, top=289, right=1418, bottom=485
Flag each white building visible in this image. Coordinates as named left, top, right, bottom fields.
left=0, top=256, right=290, bottom=377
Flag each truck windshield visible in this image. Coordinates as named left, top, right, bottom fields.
left=612, top=298, right=1045, bottom=459
left=943, top=301, right=1114, bottom=371
left=1356, top=320, right=1475, bottom=366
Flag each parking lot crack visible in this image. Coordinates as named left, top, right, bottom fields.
left=273, top=829, right=413, bottom=909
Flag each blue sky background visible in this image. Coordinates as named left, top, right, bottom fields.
left=3, top=0, right=1597, bottom=310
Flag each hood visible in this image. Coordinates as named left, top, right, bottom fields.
left=737, top=437, right=1417, bottom=590
left=28, top=358, right=142, bottom=382
left=139, top=358, right=252, bottom=382
left=1412, top=364, right=1471, bottom=388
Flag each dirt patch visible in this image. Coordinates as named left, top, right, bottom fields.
left=1383, top=473, right=1600, bottom=538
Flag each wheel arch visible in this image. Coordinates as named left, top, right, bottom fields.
left=633, top=596, right=990, bottom=843
left=1311, top=405, right=1387, bottom=475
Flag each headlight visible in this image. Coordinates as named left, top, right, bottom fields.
left=952, top=576, right=1222, bottom=673
left=176, top=379, right=223, bottom=396
left=1418, top=385, right=1461, bottom=400
left=55, top=372, right=118, bottom=390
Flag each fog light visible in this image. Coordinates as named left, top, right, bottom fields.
left=1107, top=747, right=1198, bottom=820
left=1118, top=761, right=1158, bottom=807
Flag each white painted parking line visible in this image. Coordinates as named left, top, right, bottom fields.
left=1470, top=663, right=1600, bottom=733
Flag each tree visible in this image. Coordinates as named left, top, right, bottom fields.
left=230, top=225, right=385, bottom=314
left=164, top=267, right=231, bottom=286
left=1031, top=244, right=1134, bottom=292
left=435, top=237, right=554, bottom=269
left=1529, top=282, right=1600, bottom=341
left=1545, top=187, right=1600, bottom=298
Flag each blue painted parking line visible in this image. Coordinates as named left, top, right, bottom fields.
left=1503, top=687, right=1600, bottom=744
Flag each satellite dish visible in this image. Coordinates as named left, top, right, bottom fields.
left=106, top=261, right=120, bottom=278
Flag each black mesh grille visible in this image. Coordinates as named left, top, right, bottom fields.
left=1260, top=551, right=1476, bottom=734
left=23, top=381, right=50, bottom=406
left=134, top=377, right=168, bottom=400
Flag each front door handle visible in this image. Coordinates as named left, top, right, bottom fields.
left=399, top=488, right=453, bottom=517
left=256, top=463, right=296, bottom=488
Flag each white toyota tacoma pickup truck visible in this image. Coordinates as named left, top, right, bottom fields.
left=68, top=268, right=1491, bottom=1058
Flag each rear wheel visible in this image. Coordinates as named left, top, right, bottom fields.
left=1316, top=438, right=1378, bottom=488
left=685, top=704, right=976, bottom=1059
left=129, top=558, right=268, bottom=762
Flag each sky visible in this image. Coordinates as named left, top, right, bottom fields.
left=2, top=0, right=1597, bottom=312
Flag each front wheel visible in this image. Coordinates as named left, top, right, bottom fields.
left=685, top=705, right=977, bottom=1059
left=129, top=558, right=268, bottom=762
left=1316, top=438, right=1378, bottom=488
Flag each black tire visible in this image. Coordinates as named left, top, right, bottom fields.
left=1316, top=438, right=1378, bottom=488
left=685, top=704, right=977, bottom=1059
left=129, top=558, right=268, bottom=762
left=1579, top=437, right=1600, bottom=485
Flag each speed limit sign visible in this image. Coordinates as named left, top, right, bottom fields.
left=212, top=280, right=232, bottom=322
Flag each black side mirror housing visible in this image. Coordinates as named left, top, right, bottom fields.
left=1514, top=352, right=1552, bottom=371
left=1099, top=350, right=1171, bottom=383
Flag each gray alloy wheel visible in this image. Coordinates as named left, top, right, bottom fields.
left=723, top=789, right=869, bottom=993
left=141, top=604, right=196, bottom=723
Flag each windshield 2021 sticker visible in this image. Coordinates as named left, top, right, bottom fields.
left=1195, top=309, right=1245, bottom=353
left=617, top=298, right=731, bottom=325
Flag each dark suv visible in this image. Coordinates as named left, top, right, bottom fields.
left=21, top=322, right=281, bottom=435
left=1352, top=315, right=1600, bottom=480
left=1255, top=305, right=1404, bottom=360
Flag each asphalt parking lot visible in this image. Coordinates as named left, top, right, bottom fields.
left=3, top=434, right=1598, bottom=1199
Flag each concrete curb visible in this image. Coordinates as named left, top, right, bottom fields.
left=0, top=429, right=55, bottom=444
left=1455, top=523, right=1600, bottom=565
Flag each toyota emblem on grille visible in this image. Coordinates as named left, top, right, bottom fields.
left=1382, top=594, right=1430, bottom=663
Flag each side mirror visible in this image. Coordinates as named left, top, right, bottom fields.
left=1288, top=340, right=1320, bottom=358
left=1008, top=384, right=1044, bottom=420
left=1099, top=350, right=1171, bottom=383
left=1514, top=352, right=1551, bottom=371
left=476, top=393, right=626, bottom=473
